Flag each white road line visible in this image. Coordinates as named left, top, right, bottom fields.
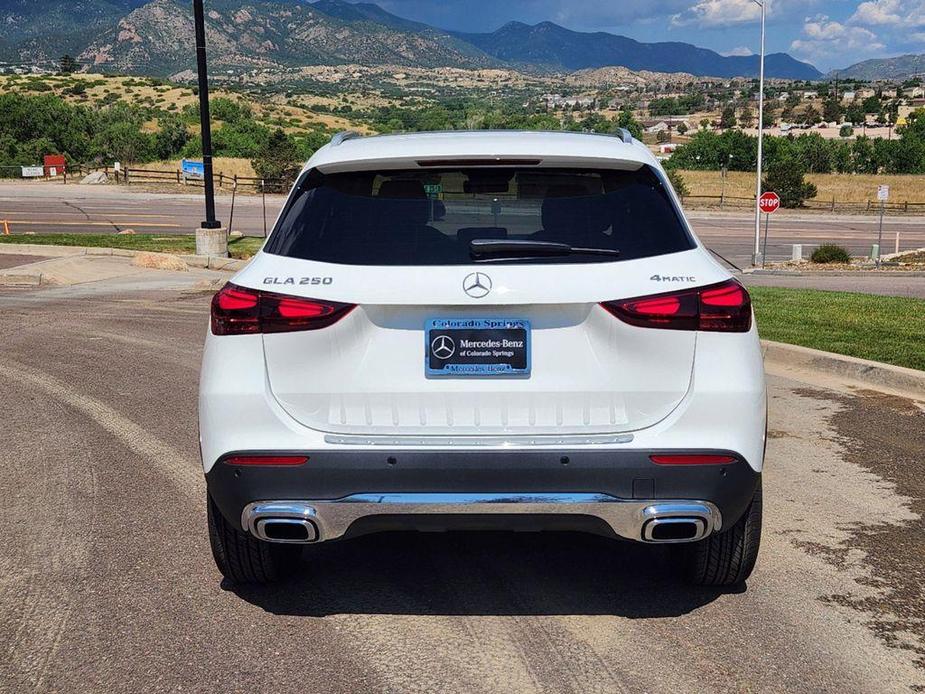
left=0, top=359, right=202, bottom=495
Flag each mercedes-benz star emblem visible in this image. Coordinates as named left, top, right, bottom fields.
left=431, top=335, right=456, bottom=360
left=463, top=272, right=492, bottom=298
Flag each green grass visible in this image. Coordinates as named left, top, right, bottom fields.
left=0, top=233, right=264, bottom=260
left=750, top=286, right=925, bottom=371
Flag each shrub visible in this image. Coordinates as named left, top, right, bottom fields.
left=811, top=244, right=851, bottom=264
left=839, top=124, right=854, bottom=138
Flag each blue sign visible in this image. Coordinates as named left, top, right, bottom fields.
left=181, top=159, right=205, bottom=179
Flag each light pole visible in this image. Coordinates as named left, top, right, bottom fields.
left=751, top=0, right=766, bottom=265
left=193, top=0, right=227, bottom=250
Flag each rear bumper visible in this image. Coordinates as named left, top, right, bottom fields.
left=206, top=448, right=760, bottom=543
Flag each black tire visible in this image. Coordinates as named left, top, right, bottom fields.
left=683, top=480, right=762, bottom=586
left=207, top=493, right=302, bottom=584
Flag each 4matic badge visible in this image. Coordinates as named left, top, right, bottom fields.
left=650, top=274, right=696, bottom=283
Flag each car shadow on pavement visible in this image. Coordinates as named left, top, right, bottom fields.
left=230, top=531, right=739, bottom=618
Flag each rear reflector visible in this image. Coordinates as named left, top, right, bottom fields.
left=601, top=279, right=751, bottom=332
left=224, top=455, right=309, bottom=466
left=211, top=283, right=354, bottom=335
left=650, top=454, right=737, bottom=465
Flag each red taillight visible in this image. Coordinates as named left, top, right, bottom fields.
left=211, top=283, right=354, bottom=335
left=650, top=454, right=737, bottom=465
left=224, top=455, right=308, bottom=466
left=601, top=279, right=751, bottom=332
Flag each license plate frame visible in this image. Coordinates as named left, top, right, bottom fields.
left=425, top=318, right=531, bottom=378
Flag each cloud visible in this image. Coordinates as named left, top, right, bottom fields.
left=671, top=0, right=763, bottom=28
left=789, top=14, right=885, bottom=63
left=720, top=46, right=754, bottom=56
left=850, top=0, right=925, bottom=27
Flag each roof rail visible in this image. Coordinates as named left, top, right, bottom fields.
left=330, top=131, right=362, bottom=146
left=615, top=127, right=633, bottom=144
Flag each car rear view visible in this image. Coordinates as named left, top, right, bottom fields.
left=200, top=130, right=766, bottom=587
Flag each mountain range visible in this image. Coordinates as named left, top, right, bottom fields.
left=0, top=0, right=826, bottom=79
left=831, top=54, right=925, bottom=81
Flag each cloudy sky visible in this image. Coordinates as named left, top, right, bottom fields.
left=371, top=0, right=925, bottom=72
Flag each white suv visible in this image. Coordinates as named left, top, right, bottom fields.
left=200, top=130, right=766, bottom=586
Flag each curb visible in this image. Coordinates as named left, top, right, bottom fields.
left=0, top=243, right=247, bottom=273
left=761, top=340, right=925, bottom=398
left=747, top=269, right=925, bottom=277
left=0, top=273, right=42, bottom=287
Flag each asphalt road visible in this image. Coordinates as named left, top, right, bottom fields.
left=3, top=182, right=925, bottom=267
left=1, top=275, right=923, bottom=692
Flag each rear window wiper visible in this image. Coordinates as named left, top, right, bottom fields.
left=470, top=239, right=620, bottom=261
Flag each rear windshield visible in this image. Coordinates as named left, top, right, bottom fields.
left=264, top=166, right=694, bottom=265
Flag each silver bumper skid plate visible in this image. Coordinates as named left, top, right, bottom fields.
left=241, top=493, right=721, bottom=545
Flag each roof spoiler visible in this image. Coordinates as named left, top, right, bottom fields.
left=329, top=131, right=362, bottom=146
left=329, top=128, right=633, bottom=146
left=614, top=127, right=633, bottom=144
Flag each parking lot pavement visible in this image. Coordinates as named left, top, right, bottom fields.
left=1, top=282, right=923, bottom=693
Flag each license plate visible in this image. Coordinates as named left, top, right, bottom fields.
left=426, top=318, right=531, bottom=377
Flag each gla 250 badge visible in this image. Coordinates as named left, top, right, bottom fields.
left=263, top=276, right=334, bottom=286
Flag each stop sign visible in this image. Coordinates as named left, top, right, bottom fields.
left=759, top=191, right=781, bottom=214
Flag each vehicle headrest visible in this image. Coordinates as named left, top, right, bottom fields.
left=376, top=179, right=429, bottom=225
left=541, top=185, right=610, bottom=238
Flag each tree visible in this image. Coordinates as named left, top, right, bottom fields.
left=822, top=98, right=842, bottom=123
left=676, top=122, right=689, bottom=135
left=839, top=124, right=854, bottom=138
left=738, top=104, right=755, bottom=129
left=154, top=115, right=190, bottom=160
left=59, top=55, right=79, bottom=74
left=251, top=128, right=300, bottom=191
left=763, top=155, right=817, bottom=208
left=845, top=101, right=865, bottom=125
left=861, top=95, right=881, bottom=114
left=93, top=121, right=154, bottom=164
left=802, top=105, right=821, bottom=125
left=720, top=104, right=736, bottom=129
left=761, top=102, right=777, bottom=127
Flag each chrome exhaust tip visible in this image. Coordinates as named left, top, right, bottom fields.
left=640, top=502, right=718, bottom=543
left=242, top=502, right=320, bottom=544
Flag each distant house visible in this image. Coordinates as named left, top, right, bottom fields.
left=642, top=120, right=670, bottom=134
left=856, top=88, right=876, bottom=99
left=840, top=90, right=856, bottom=103
left=881, top=88, right=897, bottom=99
left=641, top=118, right=690, bottom=134
left=801, top=90, right=819, bottom=100
left=903, top=86, right=925, bottom=99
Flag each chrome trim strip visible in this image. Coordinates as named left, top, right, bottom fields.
left=241, top=495, right=720, bottom=545
left=323, top=433, right=635, bottom=447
